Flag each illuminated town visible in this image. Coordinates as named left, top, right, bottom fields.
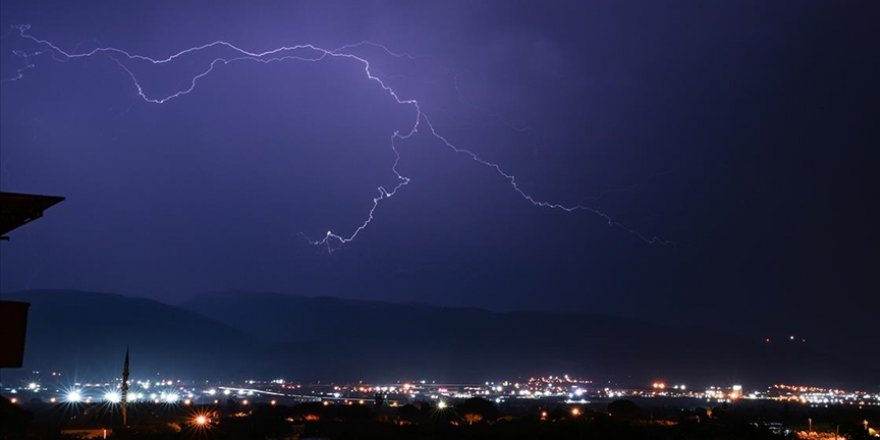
left=3, top=372, right=878, bottom=439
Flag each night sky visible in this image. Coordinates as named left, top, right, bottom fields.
left=1, top=1, right=878, bottom=349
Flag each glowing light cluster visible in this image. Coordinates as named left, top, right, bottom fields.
left=104, top=391, right=121, bottom=403
left=66, top=390, right=83, bottom=403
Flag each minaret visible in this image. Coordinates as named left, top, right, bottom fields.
left=121, top=346, right=130, bottom=426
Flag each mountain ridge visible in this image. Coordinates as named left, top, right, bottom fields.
left=3, top=289, right=876, bottom=389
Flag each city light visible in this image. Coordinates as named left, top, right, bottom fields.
left=194, top=415, right=208, bottom=426
left=730, top=385, right=743, bottom=400
left=8, top=374, right=878, bottom=425
left=66, top=390, right=83, bottom=403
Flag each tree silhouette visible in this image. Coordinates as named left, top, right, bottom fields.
left=607, top=399, right=641, bottom=421
left=456, top=397, right=498, bottom=424
left=397, top=403, right=422, bottom=424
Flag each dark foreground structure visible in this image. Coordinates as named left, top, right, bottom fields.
left=0, top=191, right=65, bottom=241
left=0, top=191, right=65, bottom=368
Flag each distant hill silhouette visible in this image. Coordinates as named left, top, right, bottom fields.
left=181, top=291, right=877, bottom=388
left=3, top=290, right=255, bottom=380
left=4, top=290, right=876, bottom=388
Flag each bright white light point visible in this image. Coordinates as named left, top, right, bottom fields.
left=437, top=401, right=447, bottom=409
left=222, top=389, right=231, bottom=395
left=104, top=391, right=121, bottom=403
left=164, top=392, right=179, bottom=403
left=66, top=390, right=83, bottom=402
left=28, top=382, right=37, bottom=390
left=326, top=231, right=332, bottom=236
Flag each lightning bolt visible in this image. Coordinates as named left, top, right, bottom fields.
left=3, top=25, right=672, bottom=251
